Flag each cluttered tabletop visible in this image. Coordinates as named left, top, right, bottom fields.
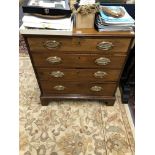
left=20, top=0, right=135, bottom=36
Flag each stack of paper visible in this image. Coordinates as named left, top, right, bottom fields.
left=20, top=14, right=73, bottom=35
left=95, top=6, right=135, bottom=32
left=22, top=14, right=72, bottom=30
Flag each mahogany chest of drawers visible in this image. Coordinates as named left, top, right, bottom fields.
left=23, top=28, right=134, bottom=106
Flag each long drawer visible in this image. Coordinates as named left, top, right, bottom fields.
left=31, top=53, right=126, bottom=69
left=40, top=81, right=117, bottom=96
left=36, top=68, right=121, bottom=82
left=27, top=37, right=131, bottom=53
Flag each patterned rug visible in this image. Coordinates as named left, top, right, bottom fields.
left=19, top=35, right=28, bottom=54
left=19, top=54, right=135, bottom=155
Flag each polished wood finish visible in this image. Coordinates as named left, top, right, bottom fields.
left=23, top=28, right=134, bottom=106
left=36, top=68, right=121, bottom=82
left=27, top=37, right=131, bottom=53
left=40, top=81, right=116, bottom=96
left=31, top=53, right=127, bottom=68
left=73, top=28, right=134, bottom=37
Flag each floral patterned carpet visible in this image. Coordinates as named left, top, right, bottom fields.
left=19, top=35, right=28, bottom=54
left=19, top=53, right=134, bottom=155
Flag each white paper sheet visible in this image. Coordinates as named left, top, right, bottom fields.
left=79, top=0, right=95, bottom=5
left=22, top=14, right=72, bottom=30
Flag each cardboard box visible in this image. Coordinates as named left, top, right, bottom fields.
left=76, top=13, right=95, bottom=29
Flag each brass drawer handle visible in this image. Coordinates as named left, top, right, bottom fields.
left=46, top=56, right=62, bottom=64
left=44, top=40, right=61, bottom=49
left=91, top=86, right=102, bottom=92
left=53, top=85, right=65, bottom=91
left=95, top=57, right=111, bottom=66
left=94, top=71, right=107, bottom=78
left=50, top=71, right=64, bottom=78
left=97, top=41, right=113, bottom=51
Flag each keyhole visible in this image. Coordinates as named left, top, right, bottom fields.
left=77, top=38, right=81, bottom=45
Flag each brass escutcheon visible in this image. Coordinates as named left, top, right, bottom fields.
left=53, top=85, right=65, bottom=91
left=44, top=40, right=61, bottom=49
left=50, top=71, right=64, bottom=78
left=91, top=86, right=103, bottom=92
left=94, top=71, right=107, bottom=78
left=97, top=41, right=113, bottom=51
left=46, top=56, right=62, bottom=64
left=95, top=57, right=111, bottom=66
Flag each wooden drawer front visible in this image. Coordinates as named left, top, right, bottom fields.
left=27, top=37, right=131, bottom=53
left=36, top=68, right=121, bottom=82
left=40, top=81, right=116, bottom=96
left=31, top=53, right=126, bottom=69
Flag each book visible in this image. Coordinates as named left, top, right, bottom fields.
left=95, top=6, right=135, bottom=32
left=96, top=25, right=133, bottom=32
left=99, top=6, right=134, bottom=24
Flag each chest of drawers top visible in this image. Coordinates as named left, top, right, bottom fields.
left=26, top=29, right=134, bottom=53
